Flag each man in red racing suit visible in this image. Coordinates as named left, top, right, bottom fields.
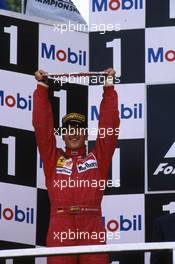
left=33, top=69, right=120, bottom=264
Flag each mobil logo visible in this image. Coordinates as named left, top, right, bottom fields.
left=148, top=47, right=175, bottom=63
left=92, top=0, right=143, bottom=12
left=0, top=204, right=34, bottom=224
left=91, top=103, right=143, bottom=121
left=41, top=43, right=87, bottom=66
left=103, top=214, right=142, bottom=232
left=0, top=90, right=32, bottom=111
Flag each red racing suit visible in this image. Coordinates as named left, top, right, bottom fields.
left=33, top=82, right=120, bottom=264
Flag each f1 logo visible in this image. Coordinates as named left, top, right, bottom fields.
left=164, top=141, right=175, bottom=158
left=153, top=141, right=175, bottom=175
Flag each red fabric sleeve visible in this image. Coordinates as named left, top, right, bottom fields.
left=92, top=85, right=120, bottom=180
left=32, top=83, right=62, bottom=181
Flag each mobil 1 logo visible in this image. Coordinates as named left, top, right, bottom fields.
left=146, top=0, right=175, bottom=27
left=145, top=193, right=175, bottom=241
left=0, top=126, right=37, bottom=187
left=89, top=29, right=145, bottom=84
left=109, top=252, right=144, bottom=264
left=88, top=139, right=144, bottom=195
left=0, top=14, right=38, bottom=74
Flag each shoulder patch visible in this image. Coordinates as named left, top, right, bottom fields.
left=56, top=156, right=73, bottom=175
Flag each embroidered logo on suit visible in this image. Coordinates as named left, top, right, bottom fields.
left=76, top=153, right=98, bottom=173
left=56, top=156, right=73, bottom=175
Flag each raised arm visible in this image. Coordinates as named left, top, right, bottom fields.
left=92, top=68, right=120, bottom=180
left=32, top=70, right=61, bottom=179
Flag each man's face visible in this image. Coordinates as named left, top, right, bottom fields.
left=62, top=125, right=87, bottom=150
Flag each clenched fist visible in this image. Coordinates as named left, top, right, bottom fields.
left=104, top=68, right=116, bottom=86
left=35, top=70, right=48, bottom=83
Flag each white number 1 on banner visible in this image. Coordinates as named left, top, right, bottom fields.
left=54, top=90, right=67, bottom=127
left=2, top=136, right=16, bottom=176
left=4, top=25, right=18, bottom=65
left=5, top=259, right=13, bottom=264
left=112, top=148, right=120, bottom=188
left=169, top=0, right=175, bottom=18
left=106, top=39, right=121, bottom=77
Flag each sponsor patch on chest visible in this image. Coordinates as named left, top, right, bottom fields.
left=56, top=156, right=73, bottom=175
left=76, top=153, right=98, bottom=173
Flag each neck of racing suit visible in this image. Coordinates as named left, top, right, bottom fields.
left=65, top=145, right=86, bottom=158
